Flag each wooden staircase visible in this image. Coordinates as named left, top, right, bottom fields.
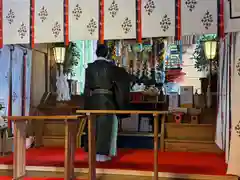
left=164, top=121, right=222, bottom=153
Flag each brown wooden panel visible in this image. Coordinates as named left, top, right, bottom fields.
left=42, top=136, right=65, bottom=147
left=43, top=122, right=65, bottom=136
left=165, top=140, right=223, bottom=154
left=165, top=123, right=214, bottom=141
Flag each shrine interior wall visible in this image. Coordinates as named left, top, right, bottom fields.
left=30, top=44, right=50, bottom=109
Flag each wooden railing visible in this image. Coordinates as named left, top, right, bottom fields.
left=76, top=110, right=168, bottom=180
left=4, top=110, right=168, bottom=180
left=3, top=115, right=86, bottom=180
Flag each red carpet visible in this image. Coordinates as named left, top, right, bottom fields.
left=0, top=147, right=227, bottom=176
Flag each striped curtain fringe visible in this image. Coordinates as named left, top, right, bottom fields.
left=64, top=0, right=69, bottom=46
left=136, top=0, right=142, bottom=43
left=175, top=0, right=181, bottom=41
left=30, top=0, right=35, bottom=48
left=99, top=0, right=104, bottom=44
left=218, top=0, right=225, bottom=39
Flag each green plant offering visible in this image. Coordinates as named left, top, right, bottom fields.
left=63, top=42, right=80, bottom=77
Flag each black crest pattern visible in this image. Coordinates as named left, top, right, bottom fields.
left=185, top=0, right=198, bottom=12
left=52, top=22, right=61, bottom=38
left=87, top=18, right=97, bottom=35
left=38, top=6, right=48, bottom=22
left=201, top=10, right=213, bottom=30
left=235, top=121, right=240, bottom=137
left=72, top=4, right=83, bottom=20
left=108, top=0, right=119, bottom=18
left=6, top=9, right=15, bottom=25
left=121, top=17, right=132, bottom=34
left=236, top=58, right=240, bottom=76
left=18, top=23, right=27, bottom=39
left=160, top=14, right=171, bottom=32
left=144, top=0, right=156, bottom=16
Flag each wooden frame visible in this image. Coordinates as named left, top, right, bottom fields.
left=0, top=165, right=237, bottom=180
left=229, top=0, right=240, bottom=19
left=4, top=115, right=83, bottom=180
left=76, top=110, right=168, bottom=180
left=4, top=110, right=168, bottom=180
left=1, top=111, right=238, bottom=180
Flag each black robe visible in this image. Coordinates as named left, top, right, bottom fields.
left=83, top=59, right=130, bottom=155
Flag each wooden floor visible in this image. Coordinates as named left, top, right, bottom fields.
left=0, top=168, right=238, bottom=180
left=0, top=170, right=220, bottom=180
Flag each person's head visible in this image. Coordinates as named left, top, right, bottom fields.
left=96, top=44, right=109, bottom=58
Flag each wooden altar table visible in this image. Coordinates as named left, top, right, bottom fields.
left=76, top=110, right=168, bottom=180
left=4, top=110, right=168, bottom=180
left=4, top=115, right=86, bottom=180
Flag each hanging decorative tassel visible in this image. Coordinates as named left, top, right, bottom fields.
left=175, top=0, right=181, bottom=41
left=30, top=0, right=35, bottom=48
left=99, top=0, right=104, bottom=44
left=64, top=0, right=69, bottom=46
left=136, top=0, right=142, bottom=43
left=217, top=0, right=224, bottom=39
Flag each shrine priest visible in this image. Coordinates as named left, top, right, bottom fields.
left=83, top=44, right=130, bottom=162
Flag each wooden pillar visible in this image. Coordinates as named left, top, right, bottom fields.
left=13, top=120, right=27, bottom=180
left=64, top=119, right=78, bottom=180
left=160, top=115, right=165, bottom=151
left=33, top=111, right=44, bottom=147
left=88, top=114, right=96, bottom=180
left=153, top=114, right=159, bottom=180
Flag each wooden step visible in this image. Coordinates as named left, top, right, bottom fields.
left=165, top=123, right=214, bottom=141
left=42, top=136, right=65, bottom=147
left=164, top=139, right=223, bottom=153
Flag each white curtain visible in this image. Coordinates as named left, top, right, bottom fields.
left=12, top=47, right=23, bottom=117
left=0, top=46, right=11, bottom=119
left=215, top=34, right=232, bottom=163
left=227, top=32, right=240, bottom=176
left=25, top=50, right=32, bottom=116
left=0, top=45, right=32, bottom=133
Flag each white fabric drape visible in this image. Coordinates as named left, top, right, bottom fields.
left=227, top=32, right=240, bottom=176
left=12, top=47, right=23, bottom=117
left=215, top=34, right=232, bottom=163
left=0, top=45, right=32, bottom=133
left=25, top=50, right=32, bottom=116
left=0, top=46, right=10, bottom=128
